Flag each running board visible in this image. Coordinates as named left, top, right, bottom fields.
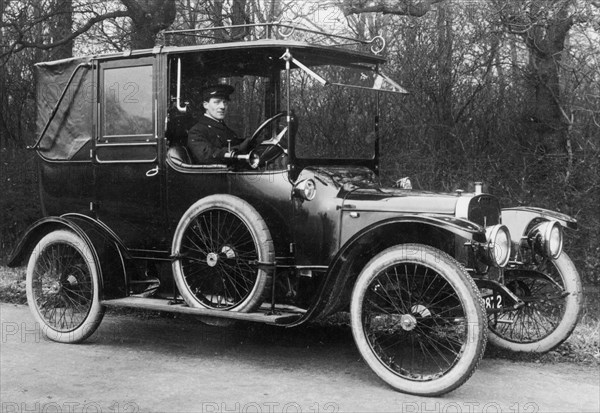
left=101, top=297, right=303, bottom=325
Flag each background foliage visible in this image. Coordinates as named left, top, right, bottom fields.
left=1, top=0, right=598, bottom=283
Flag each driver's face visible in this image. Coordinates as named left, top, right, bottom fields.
left=203, top=98, right=228, bottom=121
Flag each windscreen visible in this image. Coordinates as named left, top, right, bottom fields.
left=287, top=64, right=380, bottom=160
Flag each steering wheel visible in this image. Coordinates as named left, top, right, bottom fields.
left=247, top=112, right=287, bottom=148
left=243, top=111, right=297, bottom=168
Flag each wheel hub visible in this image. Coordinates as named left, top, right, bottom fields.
left=400, top=314, right=418, bottom=331
left=206, top=252, right=219, bottom=267
left=50, top=281, right=61, bottom=294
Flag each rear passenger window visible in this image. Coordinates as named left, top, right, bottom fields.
left=102, top=65, right=153, bottom=138
left=97, top=59, right=156, bottom=162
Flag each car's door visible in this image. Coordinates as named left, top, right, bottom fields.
left=93, top=56, right=167, bottom=250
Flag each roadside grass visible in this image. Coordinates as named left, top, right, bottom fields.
left=0, top=266, right=27, bottom=304
left=1, top=266, right=597, bottom=366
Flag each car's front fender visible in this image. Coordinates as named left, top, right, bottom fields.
left=289, top=214, right=488, bottom=326
left=501, top=207, right=577, bottom=245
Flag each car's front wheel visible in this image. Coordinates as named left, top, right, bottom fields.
left=26, top=229, right=104, bottom=343
left=172, top=195, right=274, bottom=312
left=350, top=244, right=487, bottom=396
left=488, top=252, right=582, bottom=352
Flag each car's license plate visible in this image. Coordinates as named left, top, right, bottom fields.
left=483, top=293, right=503, bottom=310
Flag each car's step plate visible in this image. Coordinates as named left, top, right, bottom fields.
left=101, top=297, right=303, bottom=325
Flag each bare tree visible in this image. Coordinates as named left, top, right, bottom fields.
left=492, top=0, right=577, bottom=155
left=435, top=2, right=453, bottom=130
left=341, top=0, right=445, bottom=17
left=205, top=0, right=248, bottom=40
left=120, top=0, right=176, bottom=48
left=342, top=0, right=596, bottom=159
left=49, top=0, right=74, bottom=60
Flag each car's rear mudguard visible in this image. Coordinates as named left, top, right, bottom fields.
left=7, top=214, right=129, bottom=299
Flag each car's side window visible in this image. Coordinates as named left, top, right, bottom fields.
left=103, top=65, right=153, bottom=137
left=97, top=59, right=156, bottom=162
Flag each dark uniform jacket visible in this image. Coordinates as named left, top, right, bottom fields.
left=187, top=115, right=243, bottom=163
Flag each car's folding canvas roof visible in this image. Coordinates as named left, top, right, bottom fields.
left=35, top=56, right=94, bottom=160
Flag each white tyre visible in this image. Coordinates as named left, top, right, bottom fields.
left=488, top=252, right=583, bottom=352
left=26, top=230, right=104, bottom=343
left=172, top=195, right=274, bottom=312
left=351, top=244, right=487, bottom=396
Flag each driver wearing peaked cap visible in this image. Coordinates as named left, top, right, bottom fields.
left=202, top=84, right=234, bottom=101
left=187, top=84, right=251, bottom=163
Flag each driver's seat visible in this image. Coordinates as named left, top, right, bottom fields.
left=168, top=146, right=192, bottom=166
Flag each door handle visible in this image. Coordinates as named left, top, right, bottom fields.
left=146, top=166, right=159, bottom=177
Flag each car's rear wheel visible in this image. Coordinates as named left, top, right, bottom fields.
left=172, top=195, right=274, bottom=312
left=488, top=252, right=582, bottom=352
left=26, top=229, right=104, bottom=343
left=350, top=244, right=487, bottom=396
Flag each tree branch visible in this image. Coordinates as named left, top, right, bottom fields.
left=119, top=0, right=144, bottom=19
left=12, top=10, right=129, bottom=51
left=342, top=0, right=446, bottom=17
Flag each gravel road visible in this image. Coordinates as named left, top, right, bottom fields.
left=1, top=303, right=598, bottom=413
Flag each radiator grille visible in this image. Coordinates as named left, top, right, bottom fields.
left=468, top=195, right=501, bottom=227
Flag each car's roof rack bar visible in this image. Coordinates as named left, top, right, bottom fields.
left=161, top=21, right=386, bottom=54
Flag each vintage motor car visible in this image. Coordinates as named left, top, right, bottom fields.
left=8, top=23, right=583, bottom=396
